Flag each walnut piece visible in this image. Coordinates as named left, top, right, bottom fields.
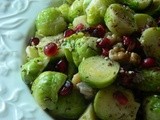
left=129, top=52, right=141, bottom=65
left=109, top=45, right=141, bottom=65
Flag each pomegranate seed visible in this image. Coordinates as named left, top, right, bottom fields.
left=91, top=24, right=106, bottom=38
left=123, top=36, right=142, bottom=52
left=59, top=80, right=73, bottom=96
left=123, top=36, right=133, bottom=51
left=64, top=29, right=75, bottom=37
left=55, top=58, right=68, bottom=73
left=127, top=41, right=136, bottom=52
left=30, top=37, right=39, bottom=46
left=44, top=42, right=58, bottom=57
left=74, top=23, right=85, bottom=32
left=122, top=36, right=136, bottom=52
left=97, top=38, right=111, bottom=48
left=101, top=48, right=109, bottom=57
left=141, top=57, right=156, bottom=68
left=113, top=90, right=128, bottom=105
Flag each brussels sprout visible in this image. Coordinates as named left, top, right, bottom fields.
left=94, top=85, right=140, bottom=120
left=78, top=56, right=120, bottom=88
left=134, top=13, right=157, bottom=32
left=79, top=103, right=97, bottom=120
left=85, top=0, right=116, bottom=25
left=62, top=34, right=100, bottom=66
left=21, top=57, right=49, bottom=85
left=49, top=89, right=87, bottom=119
left=104, top=3, right=137, bottom=36
left=145, top=0, right=160, bottom=17
left=83, top=0, right=92, bottom=11
left=72, top=37, right=100, bottom=66
left=143, top=95, right=160, bottom=120
left=121, top=0, right=152, bottom=10
left=58, top=3, right=70, bottom=22
left=139, top=27, right=160, bottom=63
left=61, top=32, right=85, bottom=63
left=68, top=0, right=84, bottom=22
left=32, top=71, right=67, bottom=110
left=36, top=7, right=67, bottom=36
left=133, top=68, right=160, bottom=92
left=72, top=15, right=89, bottom=29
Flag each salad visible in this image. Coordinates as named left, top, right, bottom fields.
left=21, top=0, right=160, bottom=120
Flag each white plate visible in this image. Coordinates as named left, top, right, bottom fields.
left=0, top=0, right=63, bottom=119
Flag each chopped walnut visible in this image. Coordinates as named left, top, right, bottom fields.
left=129, top=52, right=141, bottom=65
left=109, top=45, right=141, bottom=65
left=109, top=46, right=130, bottom=62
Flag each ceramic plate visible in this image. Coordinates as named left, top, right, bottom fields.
left=0, top=0, right=63, bottom=119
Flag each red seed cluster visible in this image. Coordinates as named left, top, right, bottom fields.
left=59, top=81, right=73, bottom=96
left=113, top=91, right=128, bottom=105
left=64, top=29, right=75, bottom=38
left=74, top=23, right=85, bottom=32
left=141, top=57, right=156, bottom=68
left=30, top=37, right=39, bottom=46
left=97, top=37, right=112, bottom=57
left=55, top=58, right=68, bottom=73
left=91, top=24, right=106, bottom=38
left=44, top=42, right=58, bottom=57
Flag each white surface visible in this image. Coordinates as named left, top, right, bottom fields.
left=0, top=0, right=63, bottom=120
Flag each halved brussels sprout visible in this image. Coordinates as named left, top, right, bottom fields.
left=36, top=7, right=67, bottom=36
